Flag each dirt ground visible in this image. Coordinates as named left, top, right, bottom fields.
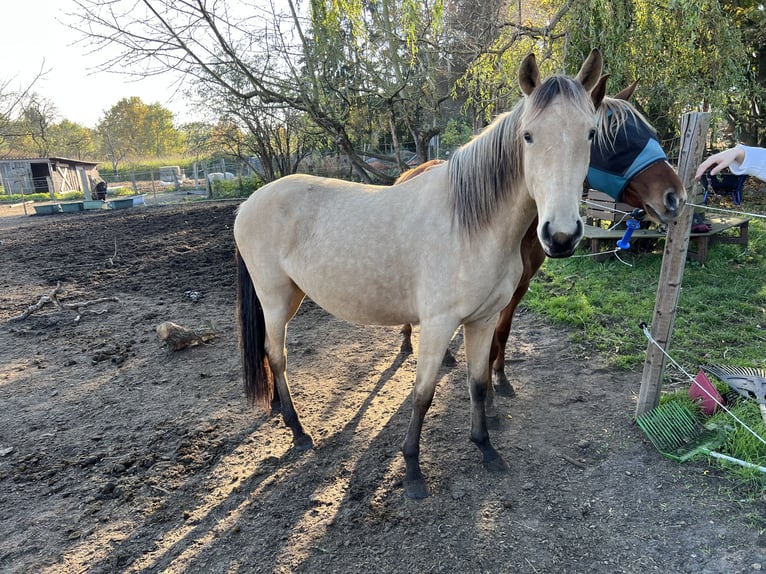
left=0, top=200, right=764, bottom=574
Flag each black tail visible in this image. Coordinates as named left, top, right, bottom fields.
left=235, top=248, right=274, bottom=411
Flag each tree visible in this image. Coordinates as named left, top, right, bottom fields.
left=49, top=120, right=96, bottom=160
left=68, top=0, right=505, bottom=182
left=0, top=65, right=47, bottom=157
left=95, top=96, right=182, bottom=172
left=15, top=94, right=59, bottom=157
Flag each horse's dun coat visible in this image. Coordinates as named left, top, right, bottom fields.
left=235, top=50, right=605, bottom=498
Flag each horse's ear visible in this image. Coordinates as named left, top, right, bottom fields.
left=613, top=79, right=640, bottom=101
left=574, top=49, right=603, bottom=92
left=591, top=74, right=609, bottom=109
left=519, top=53, right=540, bottom=96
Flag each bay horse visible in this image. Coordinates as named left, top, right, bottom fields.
left=235, top=50, right=606, bottom=499
left=398, top=81, right=686, bottom=401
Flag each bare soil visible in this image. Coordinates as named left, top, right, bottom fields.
left=0, top=201, right=764, bottom=574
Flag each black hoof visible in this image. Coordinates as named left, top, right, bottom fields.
left=294, top=434, right=314, bottom=451
left=493, top=371, right=516, bottom=397
left=483, top=456, right=509, bottom=473
left=403, top=479, right=429, bottom=499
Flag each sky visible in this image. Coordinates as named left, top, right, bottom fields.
left=2, top=1, right=192, bottom=128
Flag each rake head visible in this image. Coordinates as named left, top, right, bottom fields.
left=636, top=401, right=725, bottom=462
left=702, top=364, right=766, bottom=405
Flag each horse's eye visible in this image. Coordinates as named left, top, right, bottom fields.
left=588, top=129, right=596, bottom=141
left=523, top=132, right=533, bottom=143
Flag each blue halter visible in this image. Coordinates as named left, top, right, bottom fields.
left=586, top=111, right=667, bottom=200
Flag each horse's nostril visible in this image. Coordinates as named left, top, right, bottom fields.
left=540, top=220, right=551, bottom=242
left=665, top=190, right=681, bottom=212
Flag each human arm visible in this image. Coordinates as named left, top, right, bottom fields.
left=695, top=144, right=766, bottom=182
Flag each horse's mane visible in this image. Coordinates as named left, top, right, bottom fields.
left=593, top=96, right=657, bottom=154
left=447, top=75, right=593, bottom=237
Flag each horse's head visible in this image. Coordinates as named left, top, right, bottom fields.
left=519, top=49, right=606, bottom=258
left=589, top=82, right=686, bottom=224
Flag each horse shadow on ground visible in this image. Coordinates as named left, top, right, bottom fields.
left=81, top=326, right=465, bottom=572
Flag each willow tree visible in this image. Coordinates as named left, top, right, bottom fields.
left=69, top=0, right=510, bottom=182
left=566, top=0, right=751, bottom=150
left=457, top=0, right=754, bottom=150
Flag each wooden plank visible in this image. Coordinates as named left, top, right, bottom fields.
left=582, top=216, right=749, bottom=240
left=635, top=112, right=710, bottom=417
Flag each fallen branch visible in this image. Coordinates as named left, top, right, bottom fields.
left=62, top=297, right=121, bottom=311
left=8, top=283, right=121, bottom=322
left=108, top=238, right=118, bottom=267
left=156, top=320, right=218, bottom=351
left=8, top=282, right=62, bottom=321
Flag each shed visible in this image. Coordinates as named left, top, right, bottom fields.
left=0, top=157, right=102, bottom=199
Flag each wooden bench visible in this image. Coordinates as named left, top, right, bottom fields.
left=584, top=190, right=635, bottom=227
left=582, top=214, right=750, bottom=264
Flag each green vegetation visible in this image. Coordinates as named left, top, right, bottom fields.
left=525, top=208, right=766, bottom=373
left=523, top=194, right=766, bottom=496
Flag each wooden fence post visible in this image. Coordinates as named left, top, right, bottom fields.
left=635, top=112, right=710, bottom=417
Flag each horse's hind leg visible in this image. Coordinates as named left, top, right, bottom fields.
left=465, top=319, right=508, bottom=473
left=400, top=323, right=414, bottom=354
left=490, top=222, right=546, bottom=398
left=264, top=287, right=313, bottom=451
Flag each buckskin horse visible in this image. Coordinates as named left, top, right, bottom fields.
left=397, top=80, right=686, bottom=403
left=234, top=50, right=606, bottom=498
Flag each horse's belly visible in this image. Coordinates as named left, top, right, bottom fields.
left=295, top=270, right=416, bottom=326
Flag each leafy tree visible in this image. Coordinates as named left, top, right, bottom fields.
left=0, top=66, right=46, bottom=157
left=68, top=0, right=503, bottom=182
left=440, top=118, right=473, bottom=154
left=5, top=94, right=59, bottom=157
left=49, top=120, right=95, bottom=160
left=95, top=96, right=182, bottom=172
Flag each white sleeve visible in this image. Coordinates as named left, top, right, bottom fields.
left=730, top=144, right=766, bottom=181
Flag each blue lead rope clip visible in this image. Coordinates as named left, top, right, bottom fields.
left=616, top=209, right=646, bottom=250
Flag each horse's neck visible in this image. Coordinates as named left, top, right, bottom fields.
left=494, top=188, right=538, bottom=245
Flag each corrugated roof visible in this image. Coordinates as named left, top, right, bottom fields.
left=0, top=156, right=101, bottom=166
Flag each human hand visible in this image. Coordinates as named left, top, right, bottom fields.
left=695, top=147, right=745, bottom=180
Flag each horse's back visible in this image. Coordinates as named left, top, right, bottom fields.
left=234, top=174, right=452, bottom=325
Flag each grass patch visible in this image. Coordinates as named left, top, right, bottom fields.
left=525, top=209, right=766, bottom=375
left=523, top=193, right=766, bottom=497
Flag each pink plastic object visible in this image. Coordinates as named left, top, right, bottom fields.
left=689, top=370, right=723, bottom=416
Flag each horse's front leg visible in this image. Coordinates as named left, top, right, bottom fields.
left=465, top=318, right=509, bottom=473
left=401, top=320, right=457, bottom=499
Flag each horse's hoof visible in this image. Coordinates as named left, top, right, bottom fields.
left=493, top=371, right=516, bottom=397
left=400, top=341, right=413, bottom=355
left=441, top=350, right=457, bottom=367
left=294, top=434, right=314, bottom=451
left=403, top=479, right=429, bottom=499
left=483, top=456, right=509, bottom=473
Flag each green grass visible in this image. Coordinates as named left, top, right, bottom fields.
left=523, top=195, right=766, bottom=497
left=525, top=211, right=766, bottom=375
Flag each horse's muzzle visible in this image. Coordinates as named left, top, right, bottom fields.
left=540, top=219, right=584, bottom=258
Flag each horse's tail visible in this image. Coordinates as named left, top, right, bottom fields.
left=235, top=247, right=274, bottom=411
